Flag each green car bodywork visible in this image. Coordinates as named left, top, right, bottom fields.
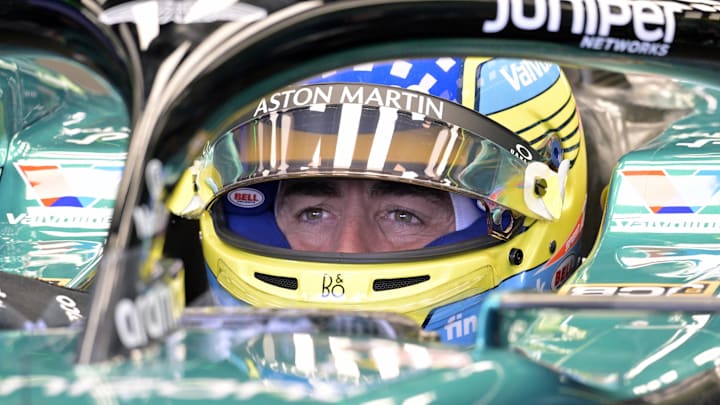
left=2, top=0, right=720, bottom=403
left=0, top=51, right=129, bottom=288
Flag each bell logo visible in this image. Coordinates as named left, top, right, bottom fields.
left=228, top=188, right=265, bottom=208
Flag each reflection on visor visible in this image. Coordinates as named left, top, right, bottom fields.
left=200, top=84, right=555, bottom=219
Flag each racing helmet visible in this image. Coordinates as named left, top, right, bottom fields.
left=171, top=57, right=587, bottom=345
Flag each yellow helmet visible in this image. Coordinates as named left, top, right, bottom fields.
left=172, top=57, right=587, bottom=346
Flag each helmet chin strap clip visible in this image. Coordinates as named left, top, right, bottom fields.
left=523, top=160, right=570, bottom=221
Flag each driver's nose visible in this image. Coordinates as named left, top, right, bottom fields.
left=332, top=216, right=374, bottom=253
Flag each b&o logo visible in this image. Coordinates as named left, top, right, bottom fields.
left=322, top=273, right=345, bottom=298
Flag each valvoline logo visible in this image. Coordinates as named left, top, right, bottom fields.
left=228, top=188, right=265, bottom=208
left=476, top=59, right=560, bottom=115
left=15, top=161, right=123, bottom=207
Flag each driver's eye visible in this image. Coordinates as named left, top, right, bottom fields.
left=300, top=208, right=324, bottom=221
left=391, top=210, right=420, bottom=224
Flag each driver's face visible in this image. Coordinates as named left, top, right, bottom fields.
left=275, top=179, right=455, bottom=253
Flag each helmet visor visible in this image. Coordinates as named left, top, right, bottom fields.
left=199, top=84, right=549, bottom=219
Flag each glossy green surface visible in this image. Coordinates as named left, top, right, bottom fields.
left=3, top=0, right=720, bottom=403
left=0, top=326, right=610, bottom=404
left=0, top=51, right=129, bottom=287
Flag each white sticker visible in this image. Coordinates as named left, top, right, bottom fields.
left=228, top=188, right=265, bottom=208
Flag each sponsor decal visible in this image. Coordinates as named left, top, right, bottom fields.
left=443, top=312, right=478, bottom=342
left=227, top=188, right=265, bottom=208
left=510, top=144, right=535, bottom=162
left=611, top=214, right=720, bottom=233
left=560, top=281, right=719, bottom=296
left=532, top=211, right=583, bottom=289
left=481, top=0, right=720, bottom=57
left=9, top=160, right=122, bottom=229
left=611, top=167, right=720, bottom=233
left=425, top=298, right=485, bottom=345
left=6, top=207, right=112, bottom=229
left=322, top=273, right=345, bottom=298
left=15, top=161, right=123, bottom=208
left=56, top=295, right=83, bottom=323
left=544, top=210, right=584, bottom=266
left=551, top=254, right=578, bottom=289
left=475, top=58, right=562, bottom=115
left=114, top=283, right=177, bottom=349
left=497, top=60, right=556, bottom=91
left=253, top=84, right=445, bottom=119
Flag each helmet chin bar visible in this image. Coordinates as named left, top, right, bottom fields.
left=523, top=159, right=570, bottom=221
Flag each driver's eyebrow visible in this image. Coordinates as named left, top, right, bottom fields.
left=279, top=180, right=341, bottom=198
left=369, top=181, right=450, bottom=205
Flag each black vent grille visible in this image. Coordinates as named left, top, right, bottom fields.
left=254, top=272, right=298, bottom=290
left=373, top=275, right=430, bottom=291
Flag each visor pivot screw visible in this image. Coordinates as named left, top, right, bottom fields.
left=549, top=240, right=556, bottom=254
left=509, top=248, right=523, bottom=265
left=534, top=178, right=548, bottom=196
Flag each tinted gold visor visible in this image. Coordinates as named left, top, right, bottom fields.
left=198, top=84, right=562, bottom=220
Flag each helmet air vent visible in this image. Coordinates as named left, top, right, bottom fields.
left=254, top=272, right=298, bottom=290
left=373, top=275, right=430, bottom=291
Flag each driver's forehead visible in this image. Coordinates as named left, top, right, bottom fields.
left=278, top=178, right=450, bottom=202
